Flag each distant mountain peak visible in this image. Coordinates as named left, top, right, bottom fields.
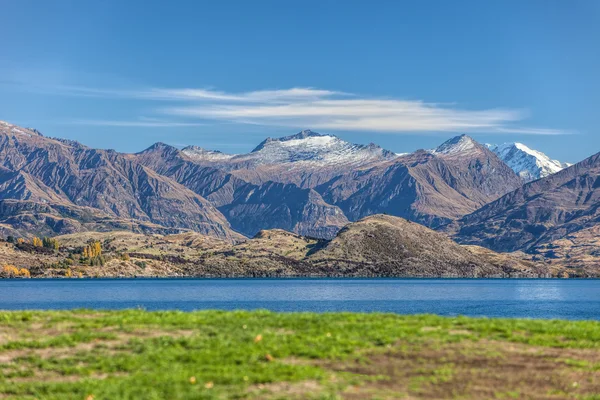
left=163, top=129, right=390, bottom=169
left=182, top=145, right=215, bottom=153
left=251, top=130, right=335, bottom=152
left=137, top=142, right=180, bottom=156
left=181, top=145, right=236, bottom=161
left=281, top=129, right=328, bottom=141
left=148, top=142, right=175, bottom=150
left=488, top=142, right=569, bottom=182
left=432, top=134, right=479, bottom=155
left=0, top=120, right=43, bottom=138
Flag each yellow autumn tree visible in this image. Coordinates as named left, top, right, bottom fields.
left=18, top=268, right=30, bottom=277
left=32, top=237, right=43, bottom=247
left=1, top=265, right=29, bottom=277
left=82, top=241, right=102, bottom=258
left=92, top=241, right=102, bottom=257
left=80, top=241, right=105, bottom=266
left=2, top=264, right=19, bottom=276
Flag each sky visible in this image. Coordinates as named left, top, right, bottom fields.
left=1, top=0, right=599, bottom=162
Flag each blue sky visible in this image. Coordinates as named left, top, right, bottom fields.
left=1, top=0, right=598, bottom=162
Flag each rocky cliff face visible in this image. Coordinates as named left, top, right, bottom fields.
left=0, top=121, right=240, bottom=241
left=449, top=151, right=600, bottom=252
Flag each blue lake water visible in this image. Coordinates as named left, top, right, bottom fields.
left=0, top=278, right=599, bottom=320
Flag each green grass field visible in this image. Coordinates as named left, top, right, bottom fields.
left=1, top=310, right=599, bottom=399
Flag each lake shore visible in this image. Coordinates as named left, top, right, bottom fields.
left=1, top=310, right=599, bottom=399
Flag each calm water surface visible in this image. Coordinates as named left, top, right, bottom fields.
left=0, top=279, right=598, bottom=320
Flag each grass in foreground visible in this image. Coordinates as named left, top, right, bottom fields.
left=0, top=310, right=599, bottom=399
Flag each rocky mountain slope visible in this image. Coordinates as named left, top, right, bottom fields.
left=487, top=142, right=570, bottom=182
left=307, top=215, right=546, bottom=277
left=0, top=121, right=240, bottom=241
left=134, top=141, right=349, bottom=238
left=429, top=135, right=524, bottom=205
left=317, top=135, right=522, bottom=227
left=448, top=150, right=600, bottom=254
left=1, top=215, right=551, bottom=278
left=218, top=182, right=349, bottom=238
left=524, top=225, right=600, bottom=277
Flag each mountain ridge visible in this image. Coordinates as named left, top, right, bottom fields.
left=0, top=121, right=242, bottom=242
left=136, top=130, right=523, bottom=236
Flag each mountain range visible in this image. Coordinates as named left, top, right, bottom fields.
left=135, top=131, right=524, bottom=236
left=0, top=121, right=241, bottom=241
left=1, top=119, right=594, bottom=275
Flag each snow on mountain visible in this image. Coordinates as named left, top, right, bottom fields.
left=428, top=135, right=569, bottom=182
left=183, top=129, right=398, bottom=168
left=0, top=120, right=39, bottom=138
left=432, top=134, right=477, bottom=155
left=248, top=129, right=397, bottom=166
left=487, top=142, right=570, bottom=182
left=181, top=146, right=237, bottom=162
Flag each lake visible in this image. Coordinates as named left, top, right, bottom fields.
left=0, top=278, right=599, bottom=320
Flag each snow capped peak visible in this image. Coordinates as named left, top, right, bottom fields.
left=0, top=120, right=42, bottom=138
left=488, top=142, right=569, bottom=182
left=280, top=129, right=330, bottom=141
left=432, top=134, right=478, bottom=155
left=181, top=145, right=236, bottom=161
left=251, top=129, right=336, bottom=152
left=182, top=145, right=213, bottom=153
left=182, top=130, right=398, bottom=169
left=250, top=131, right=378, bottom=164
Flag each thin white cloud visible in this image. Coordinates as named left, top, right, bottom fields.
left=162, top=96, right=563, bottom=135
left=4, top=80, right=569, bottom=135
left=143, top=87, right=345, bottom=102
left=152, top=88, right=566, bottom=135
